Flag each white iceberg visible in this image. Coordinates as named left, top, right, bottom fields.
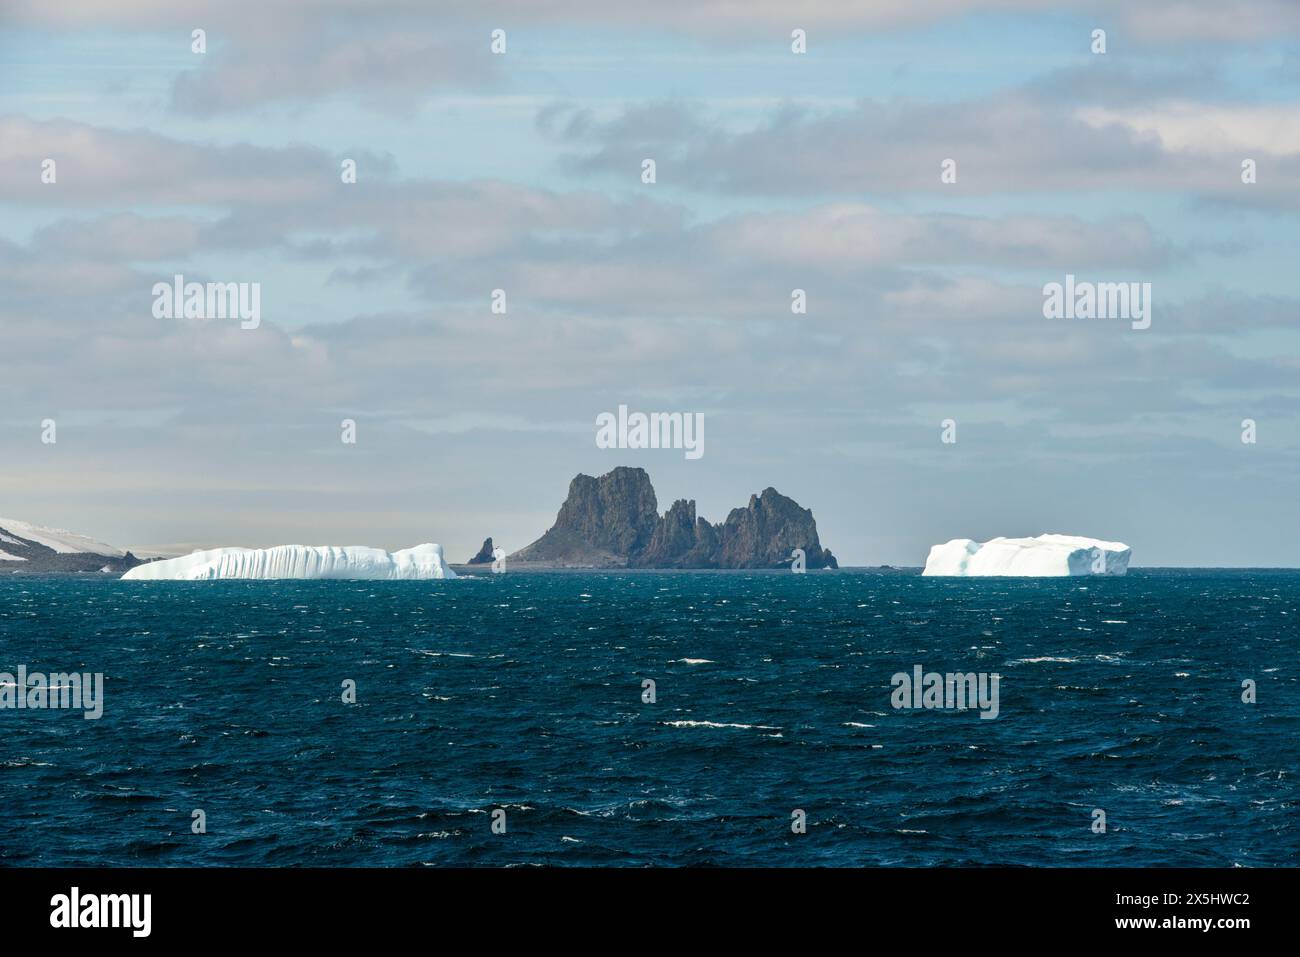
left=922, top=534, right=1130, bottom=577
left=120, top=543, right=456, bottom=581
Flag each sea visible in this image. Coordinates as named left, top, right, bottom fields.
left=1, top=569, right=1296, bottom=866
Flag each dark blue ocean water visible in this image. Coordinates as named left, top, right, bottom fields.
left=1, top=569, right=1296, bottom=866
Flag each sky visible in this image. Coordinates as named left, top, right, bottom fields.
left=1, top=0, right=1298, bottom=566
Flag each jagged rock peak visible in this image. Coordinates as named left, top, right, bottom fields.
left=466, top=537, right=495, bottom=564
left=512, top=469, right=836, bottom=569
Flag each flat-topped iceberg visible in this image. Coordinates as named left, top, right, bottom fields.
left=922, top=534, right=1131, bottom=577
left=121, top=543, right=456, bottom=581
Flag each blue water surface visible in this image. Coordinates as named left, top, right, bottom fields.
left=0, top=569, right=1296, bottom=866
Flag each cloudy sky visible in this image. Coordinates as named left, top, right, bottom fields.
left=2, top=0, right=1298, bottom=565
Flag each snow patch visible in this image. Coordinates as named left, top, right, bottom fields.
left=0, top=518, right=125, bottom=557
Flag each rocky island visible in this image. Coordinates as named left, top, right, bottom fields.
left=505, top=467, right=837, bottom=569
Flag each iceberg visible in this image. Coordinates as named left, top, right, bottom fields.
left=922, top=534, right=1130, bottom=577
left=120, top=543, right=456, bottom=581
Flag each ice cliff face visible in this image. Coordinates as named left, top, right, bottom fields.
left=121, top=543, right=456, bottom=581
left=922, top=534, right=1131, bottom=577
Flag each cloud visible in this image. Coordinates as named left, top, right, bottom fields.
left=169, top=22, right=500, bottom=115
left=3, top=7, right=1299, bottom=564
left=5, top=117, right=1189, bottom=320
left=8, top=0, right=1300, bottom=38
left=5, top=1, right=1300, bottom=117
left=712, top=204, right=1172, bottom=270
left=545, top=94, right=1300, bottom=201
left=1076, top=103, right=1300, bottom=157
left=0, top=115, right=387, bottom=205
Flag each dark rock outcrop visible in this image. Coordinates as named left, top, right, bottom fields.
left=512, top=467, right=837, bottom=569
left=513, top=467, right=659, bottom=565
left=466, top=537, right=495, bottom=564
left=711, top=487, right=837, bottom=569
left=552, top=467, right=659, bottom=555
left=636, top=498, right=721, bottom=568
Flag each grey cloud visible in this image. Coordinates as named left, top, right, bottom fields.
left=33, top=214, right=206, bottom=261
left=7, top=0, right=1299, bottom=39
left=0, top=116, right=397, bottom=206
left=169, top=23, right=500, bottom=115
left=3, top=1, right=1297, bottom=122
left=545, top=95, right=1300, bottom=201
left=11, top=119, right=1182, bottom=309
